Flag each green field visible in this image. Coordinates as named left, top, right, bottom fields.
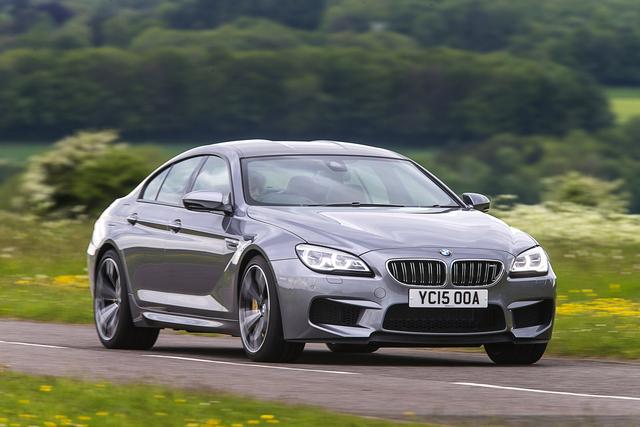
left=0, top=370, right=433, bottom=427
left=606, top=86, right=640, bottom=123
left=1, top=206, right=639, bottom=358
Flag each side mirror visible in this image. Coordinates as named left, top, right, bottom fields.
left=462, top=193, right=491, bottom=212
left=182, top=191, right=232, bottom=214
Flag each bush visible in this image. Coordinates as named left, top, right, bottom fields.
left=17, top=130, right=164, bottom=217
left=542, top=172, right=629, bottom=213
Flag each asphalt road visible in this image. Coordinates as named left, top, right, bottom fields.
left=1, top=320, right=639, bottom=426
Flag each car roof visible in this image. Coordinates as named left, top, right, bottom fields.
left=180, top=139, right=406, bottom=159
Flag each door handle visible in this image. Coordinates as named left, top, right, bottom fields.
left=126, top=213, right=138, bottom=225
left=169, top=219, right=182, bottom=233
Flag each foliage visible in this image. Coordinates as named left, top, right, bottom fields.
left=414, top=126, right=640, bottom=212
left=0, top=370, right=434, bottom=427
left=542, top=172, right=629, bottom=213
left=493, top=203, right=640, bottom=246
left=3, top=0, right=640, bottom=85
left=323, top=0, right=640, bottom=85
left=16, top=131, right=163, bottom=217
left=0, top=46, right=611, bottom=141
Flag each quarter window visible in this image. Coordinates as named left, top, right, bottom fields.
left=156, top=157, right=203, bottom=205
left=141, top=168, right=169, bottom=201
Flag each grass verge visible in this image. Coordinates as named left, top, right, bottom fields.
left=0, top=370, right=432, bottom=427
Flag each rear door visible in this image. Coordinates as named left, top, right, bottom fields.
left=121, top=166, right=171, bottom=299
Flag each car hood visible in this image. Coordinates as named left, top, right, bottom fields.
left=247, top=206, right=537, bottom=256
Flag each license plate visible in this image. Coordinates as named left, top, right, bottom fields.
left=408, top=289, right=488, bottom=308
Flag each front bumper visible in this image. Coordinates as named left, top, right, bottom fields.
left=272, top=247, right=556, bottom=346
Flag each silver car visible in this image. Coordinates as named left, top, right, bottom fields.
left=88, top=140, right=556, bottom=364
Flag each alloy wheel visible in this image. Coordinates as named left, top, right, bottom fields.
left=94, top=258, right=121, bottom=341
left=239, top=265, right=270, bottom=353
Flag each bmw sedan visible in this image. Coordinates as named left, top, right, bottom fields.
left=88, top=140, right=556, bottom=364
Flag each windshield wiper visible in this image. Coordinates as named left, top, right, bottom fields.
left=307, top=202, right=406, bottom=207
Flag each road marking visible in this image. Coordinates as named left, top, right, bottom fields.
left=144, top=354, right=359, bottom=375
left=0, top=340, right=68, bottom=349
left=454, top=382, right=640, bottom=401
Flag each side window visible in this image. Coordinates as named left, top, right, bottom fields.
left=191, top=156, right=231, bottom=195
left=141, top=168, right=169, bottom=201
left=156, top=157, right=203, bottom=205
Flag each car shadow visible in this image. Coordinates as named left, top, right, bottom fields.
left=150, top=345, right=493, bottom=367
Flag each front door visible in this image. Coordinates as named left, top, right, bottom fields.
left=155, top=156, right=239, bottom=319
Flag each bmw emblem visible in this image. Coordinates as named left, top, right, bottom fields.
left=440, top=249, right=452, bottom=257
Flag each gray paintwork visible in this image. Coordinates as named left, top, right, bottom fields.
left=88, top=139, right=556, bottom=345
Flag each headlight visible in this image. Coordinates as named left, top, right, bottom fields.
left=295, top=244, right=372, bottom=276
left=510, top=246, right=549, bottom=277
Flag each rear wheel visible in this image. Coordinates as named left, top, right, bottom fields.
left=326, top=343, right=380, bottom=354
left=238, top=256, right=304, bottom=362
left=94, top=250, right=159, bottom=350
left=484, top=342, right=547, bottom=365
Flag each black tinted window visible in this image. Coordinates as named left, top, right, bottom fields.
left=141, top=168, right=169, bottom=201
left=156, top=157, right=202, bottom=205
left=191, top=156, right=231, bottom=194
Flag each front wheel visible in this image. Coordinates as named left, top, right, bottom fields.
left=238, top=256, right=304, bottom=362
left=484, top=342, right=547, bottom=365
left=94, top=250, right=159, bottom=350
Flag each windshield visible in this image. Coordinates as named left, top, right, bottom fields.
left=242, top=156, right=460, bottom=207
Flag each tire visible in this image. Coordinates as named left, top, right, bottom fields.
left=238, top=255, right=304, bottom=362
left=93, top=249, right=159, bottom=350
left=326, top=343, right=380, bottom=354
left=484, top=342, right=547, bottom=365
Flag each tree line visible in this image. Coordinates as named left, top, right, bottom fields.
left=2, top=0, right=640, bottom=84
left=0, top=46, right=610, bottom=141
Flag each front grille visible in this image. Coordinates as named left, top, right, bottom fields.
left=309, top=299, right=361, bottom=327
left=383, top=304, right=506, bottom=333
left=387, top=260, right=446, bottom=286
left=451, top=260, right=503, bottom=286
